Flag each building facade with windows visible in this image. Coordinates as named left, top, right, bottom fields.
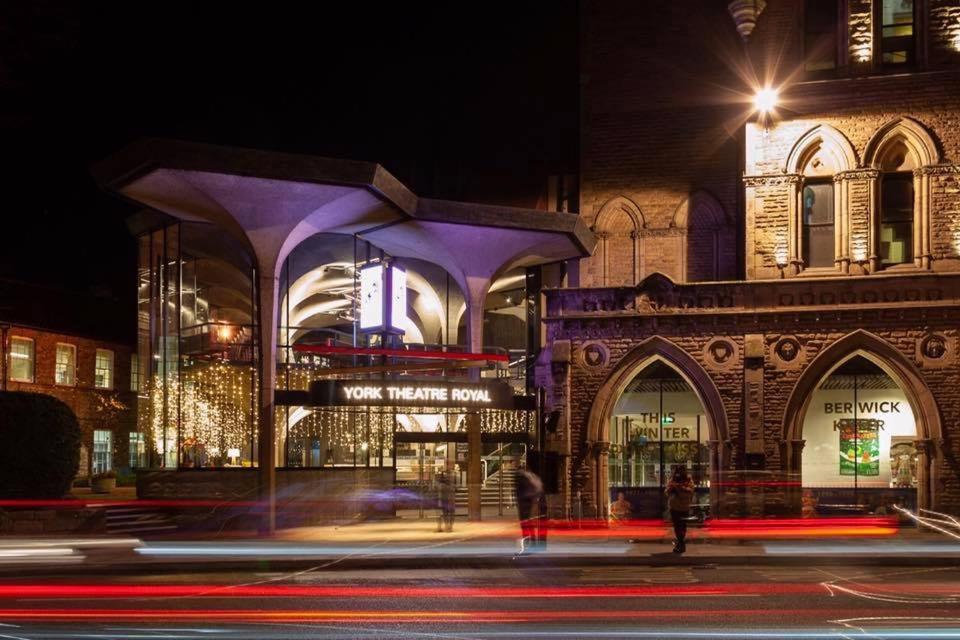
left=539, top=0, right=960, bottom=519
left=0, top=323, right=138, bottom=478
left=94, top=139, right=591, bottom=529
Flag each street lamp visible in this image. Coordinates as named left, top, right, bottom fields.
left=753, top=86, right=779, bottom=114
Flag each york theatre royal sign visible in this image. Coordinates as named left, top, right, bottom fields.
left=309, top=379, right=533, bottom=410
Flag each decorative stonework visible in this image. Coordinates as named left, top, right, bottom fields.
left=771, top=335, right=804, bottom=370
left=743, top=174, right=801, bottom=187
left=703, top=337, right=739, bottom=370
left=917, top=333, right=954, bottom=369
left=579, top=341, right=609, bottom=369
left=834, top=169, right=881, bottom=181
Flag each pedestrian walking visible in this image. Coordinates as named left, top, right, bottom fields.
left=514, top=462, right=545, bottom=553
left=436, top=471, right=455, bottom=532
left=665, top=465, right=694, bottom=553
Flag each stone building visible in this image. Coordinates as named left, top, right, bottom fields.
left=541, top=0, right=960, bottom=519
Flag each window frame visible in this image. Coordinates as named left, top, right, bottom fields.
left=93, top=429, right=113, bottom=474
left=878, top=171, right=915, bottom=267
left=8, top=336, right=35, bottom=383
left=130, top=353, right=141, bottom=393
left=55, top=343, right=77, bottom=387
left=801, top=178, right=838, bottom=270
left=875, top=0, right=921, bottom=70
left=94, top=348, right=115, bottom=390
left=802, top=0, right=842, bottom=76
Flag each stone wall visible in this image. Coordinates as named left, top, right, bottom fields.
left=539, top=274, right=960, bottom=517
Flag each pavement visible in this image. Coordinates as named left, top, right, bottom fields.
left=1, top=514, right=958, bottom=575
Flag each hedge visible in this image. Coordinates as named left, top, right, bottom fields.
left=0, top=391, right=81, bottom=499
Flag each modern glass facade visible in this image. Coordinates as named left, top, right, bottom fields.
left=135, top=224, right=533, bottom=473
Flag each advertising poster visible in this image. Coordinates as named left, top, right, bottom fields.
left=836, top=418, right=882, bottom=476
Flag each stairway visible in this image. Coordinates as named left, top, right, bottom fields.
left=104, top=506, right=177, bottom=536
left=455, top=466, right=517, bottom=509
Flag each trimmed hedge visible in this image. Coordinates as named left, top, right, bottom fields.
left=0, top=392, right=81, bottom=499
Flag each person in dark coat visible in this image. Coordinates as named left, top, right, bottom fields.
left=436, top=472, right=455, bottom=532
left=514, top=463, right=545, bottom=552
left=665, top=465, right=695, bottom=553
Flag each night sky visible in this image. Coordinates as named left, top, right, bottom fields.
left=0, top=2, right=578, bottom=339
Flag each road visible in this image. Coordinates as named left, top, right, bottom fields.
left=0, top=562, right=958, bottom=639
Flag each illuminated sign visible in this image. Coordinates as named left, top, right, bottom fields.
left=310, top=379, right=532, bottom=410
left=359, top=262, right=407, bottom=334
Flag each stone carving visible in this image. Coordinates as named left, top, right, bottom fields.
left=922, top=335, right=946, bottom=359
left=580, top=341, right=609, bottom=369
left=703, top=337, right=739, bottom=370
left=772, top=336, right=804, bottom=369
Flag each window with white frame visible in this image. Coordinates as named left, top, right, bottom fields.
left=93, top=430, right=113, bottom=473
left=55, top=343, right=76, bottom=386
left=9, top=337, right=34, bottom=382
left=95, top=349, right=114, bottom=389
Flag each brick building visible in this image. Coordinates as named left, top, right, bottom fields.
left=540, top=0, right=960, bottom=519
left=1, top=282, right=138, bottom=481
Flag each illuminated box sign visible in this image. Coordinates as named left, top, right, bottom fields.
left=359, top=262, right=407, bottom=334
left=310, top=379, right=532, bottom=410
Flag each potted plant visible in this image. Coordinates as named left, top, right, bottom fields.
left=91, top=470, right=117, bottom=494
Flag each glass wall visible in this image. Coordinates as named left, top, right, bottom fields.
left=136, top=222, right=257, bottom=469
left=801, top=356, right=917, bottom=515
left=608, top=361, right=710, bottom=519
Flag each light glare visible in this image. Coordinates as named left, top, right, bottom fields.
left=753, top=87, right=779, bottom=113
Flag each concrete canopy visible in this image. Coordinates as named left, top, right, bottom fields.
left=92, top=138, right=594, bottom=283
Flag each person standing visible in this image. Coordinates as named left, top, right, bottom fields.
left=436, top=472, right=455, bottom=533
left=514, top=463, right=544, bottom=553
left=665, top=465, right=694, bottom=553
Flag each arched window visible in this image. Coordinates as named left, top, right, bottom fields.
left=785, top=125, right=858, bottom=274
left=590, top=197, right=644, bottom=287
left=864, top=118, right=940, bottom=271
left=673, top=191, right=732, bottom=282
left=878, top=140, right=915, bottom=266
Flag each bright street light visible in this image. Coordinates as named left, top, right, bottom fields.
left=753, top=86, right=779, bottom=113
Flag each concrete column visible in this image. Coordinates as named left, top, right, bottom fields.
left=257, top=271, right=280, bottom=534
left=467, top=412, right=482, bottom=521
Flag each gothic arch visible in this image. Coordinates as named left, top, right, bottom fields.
left=785, top=124, right=859, bottom=175
left=590, top=196, right=645, bottom=287
left=585, top=336, right=729, bottom=516
left=782, top=330, right=941, bottom=444
left=781, top=329, right=943, bottom=510
left=672, top=190, right=732, bottom=282
left=863, top=117, right=940, bottom=169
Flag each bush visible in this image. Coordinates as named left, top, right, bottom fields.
left=0, top=392, right=81, bottom=499
left=92, top=470, right=117, bottom=481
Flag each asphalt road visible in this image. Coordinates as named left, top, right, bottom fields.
left=0, top=563, right=958, bottom=639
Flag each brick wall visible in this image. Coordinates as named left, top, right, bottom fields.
left=2, top=326, right=137, bottom=476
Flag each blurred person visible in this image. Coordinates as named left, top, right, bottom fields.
left=610, top=491, right=632, bottom=523
left=514, top=462, right=544, bottom=553
left=436, top=472, right=455, bottom=533
left=665, top=465, right=694, bottom=554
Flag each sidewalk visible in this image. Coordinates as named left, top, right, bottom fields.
left=1, top=515, right=957, bottom=575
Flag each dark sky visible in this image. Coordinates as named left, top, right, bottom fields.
left=0, top=2, right=578, bottom=337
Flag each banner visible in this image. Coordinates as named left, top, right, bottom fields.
left=835, top=418, right=882, bottom=476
